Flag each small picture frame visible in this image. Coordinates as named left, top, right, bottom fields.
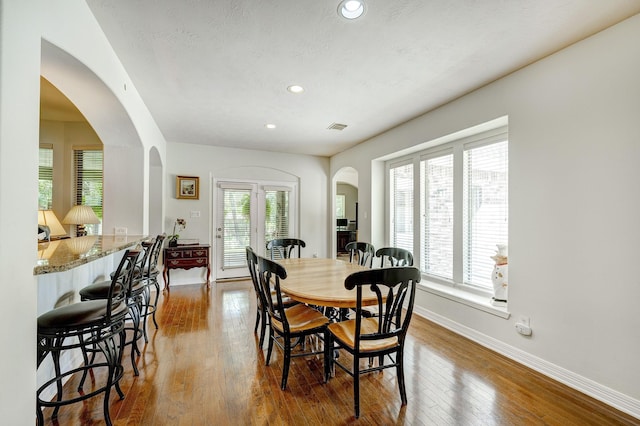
left=176, top=176, right=199, bottom=200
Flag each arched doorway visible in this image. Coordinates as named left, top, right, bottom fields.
left=334, top=167, right=358, bottom=258
left=40, top=39, right=157, bottom=235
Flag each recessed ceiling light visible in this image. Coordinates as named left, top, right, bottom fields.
left=338, top=0, right=365, bottom=20
left=265, top=123, right=277, bottom=129
left=287, top=85, right=305, bottom=94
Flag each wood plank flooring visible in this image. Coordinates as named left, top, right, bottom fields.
left=39, top=281, right=639, bottom=425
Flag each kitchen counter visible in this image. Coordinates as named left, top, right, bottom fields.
left=34, top=234, right=147, bottom=275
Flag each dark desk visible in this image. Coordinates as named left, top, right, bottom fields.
left=163, top=244, right=210, bottom=289
left=337, top=230, right=357, bottom=253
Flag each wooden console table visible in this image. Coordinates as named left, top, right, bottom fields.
left=163, top=244, right=210, bottom=289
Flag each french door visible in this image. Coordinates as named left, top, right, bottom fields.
left=215, top=180, right=297, bottom=280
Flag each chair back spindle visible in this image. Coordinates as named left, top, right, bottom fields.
left=266, top=238, right=306, bottom=260
left=345, top=241, right=375, bottom=268
left=375, top=247, right=414, bottom=267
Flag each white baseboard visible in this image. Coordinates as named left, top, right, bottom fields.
left=412, top=305, right=640, bottom=420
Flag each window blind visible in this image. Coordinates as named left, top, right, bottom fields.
left=421, top=153, right=454, bottom=280
left=73, top=149, right=103, bottom=234
left=390, top=163, right=413, bottom=252
left=265, top=189, right=290, bottom=259
left=39, top=146, right=53, bottom=210
left=223, top=188, right=252, bottom=268
left=463, top=141, right=508, bottom=288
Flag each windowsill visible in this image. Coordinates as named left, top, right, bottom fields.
left=418, top=280, right=511, bottom=319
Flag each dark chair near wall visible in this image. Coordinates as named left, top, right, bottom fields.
left=327, top=266, right=420, bottom=418
left=36, top=249, right=140, bottom=426
left=375, top=247, right=414, bottom=267
left=361, top=247, right=415, bottom=320
left=345, top=241, right=375, bottom=268
left=245, top=246, right=298, bottom=347
left=256, top=254, right=330, bottom=390
left=266, top=238, right=306, bottom=260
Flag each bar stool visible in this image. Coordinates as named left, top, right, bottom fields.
left=139, top=234, right=165, bottom=340
left=36, top=249, right=140, bottom=426
left=79, top=241, right=152, bottom=375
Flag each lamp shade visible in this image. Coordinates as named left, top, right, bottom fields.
left=62, top=205, right=100, bottom=225
left=38, top=210, right=67, bottom=237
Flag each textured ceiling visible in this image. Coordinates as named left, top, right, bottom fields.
left=75, top=1, right=640, bottom=157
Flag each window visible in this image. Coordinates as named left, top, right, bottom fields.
left=388, top=127, right=508, bottom=293
left=265, top=188, right=290, bottom=241
left=421, top=152, right=454, bottom=280
left=336, top=194, right=346, bottom=219
left=222, top=187, right=253, bottom=269
left=39, top=145, right=53, bottom=209
left=73, top=149, right=103, bottom=235
left=463, top=141, right=508, bottom=288
left=389, top=162, right=413, bottom=253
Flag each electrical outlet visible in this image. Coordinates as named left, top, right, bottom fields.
left=515, top=322, right=532, bottom=336
left=115, top=227, right=127, bottom=235
left=515, top=316, right=532, bottom=336
left=190, top=211, right=200, bottom=218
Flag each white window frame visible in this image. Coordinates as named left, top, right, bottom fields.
left=385, top=126, right=509, bottom=317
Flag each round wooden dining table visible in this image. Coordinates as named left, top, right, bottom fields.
left=277, top=258, right=377, bottom=308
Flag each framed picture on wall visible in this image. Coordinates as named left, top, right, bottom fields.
left=176, top=176, right=199, bottom=200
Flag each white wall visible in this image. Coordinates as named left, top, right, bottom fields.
left=165, top=143, right=329, bottom=285
left=0, top=1, right=41, bottom=423
left=331, top=13, right=640, bottom=417
left=0, top=0, right=167, bottom=422
left=40, top=0, right=167, bottom=237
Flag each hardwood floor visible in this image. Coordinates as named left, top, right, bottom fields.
left=39, top=281, right=639, bottom=425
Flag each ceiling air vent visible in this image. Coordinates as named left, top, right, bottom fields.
left=327, top=122, right=348, bottom=131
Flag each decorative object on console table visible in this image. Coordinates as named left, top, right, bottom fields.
left=490, top=244, right=508, bottom=307
left=163, top=244, right=210, bottom=290
left=167, top=218, right=186, bottom=247
left=176, top=175, right=199, bottom=200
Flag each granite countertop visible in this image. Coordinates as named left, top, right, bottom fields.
left=34, top=235, right=148, bottom=275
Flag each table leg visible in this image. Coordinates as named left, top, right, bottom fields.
left=163, top=266, right=170, bottom=290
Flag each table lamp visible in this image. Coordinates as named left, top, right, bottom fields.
left=38, top=210, right=67, bottom=241
left=62, top=205, right=100, bottom=237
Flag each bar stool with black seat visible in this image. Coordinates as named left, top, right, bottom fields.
left=78, top=241, right=152, bottom=376
left=36, top=249, right=140, bottom=426
left=326, top=266, right=420, bottom=418
left=256, top=254, right=331, bottom=390
left=266, top=238, right=305, bottom=260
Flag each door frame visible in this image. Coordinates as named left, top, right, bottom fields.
left=212, top=178, right=298, bottom=280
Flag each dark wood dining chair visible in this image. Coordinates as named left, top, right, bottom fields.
left=245, top=246, right=297, bottom=347
left=256, top=254, right=330, bottom=390
left=359, top=247, right=415, bottom=319
left=327, top=266, right=420, bottom=418
left=266, top=238, right=305, bottom=260
left=375, top=247, right=414, bottom=267
left=345, top=241, right=375, bottom=268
